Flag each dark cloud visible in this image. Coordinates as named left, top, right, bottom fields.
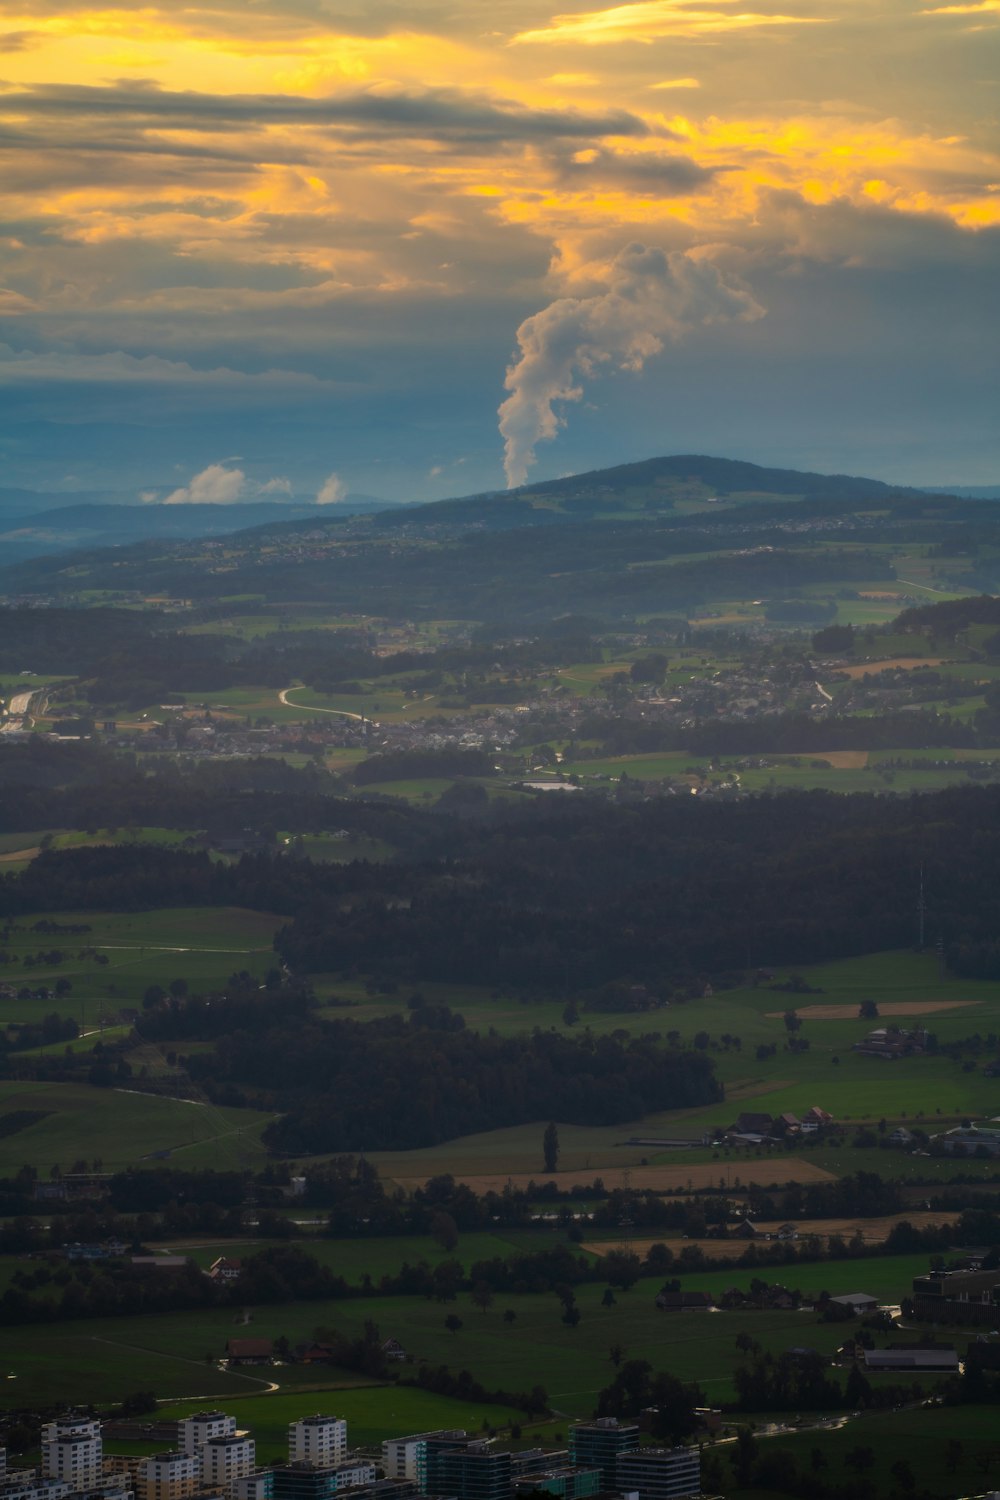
left=550, top=144, right=724, bottom=194
left=3, top=81, right=648, bottom=143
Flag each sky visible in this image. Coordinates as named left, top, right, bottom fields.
left=0, top=0, right=998, bottom=503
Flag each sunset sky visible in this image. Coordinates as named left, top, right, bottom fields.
left=1, top=0, right=998, bottom=501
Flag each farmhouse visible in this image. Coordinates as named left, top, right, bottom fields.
left=853, top=1027, right=928, bottom=1059
left=209, top=1257, right=243, bottom=1282
left=655, top=1290, right=713, bottom=1312
left=226, top=1338, right=273, bottom=1366
left=381, top=1337, right=408, bottom=1361
left=798, top=1107, right=834, bottom=1133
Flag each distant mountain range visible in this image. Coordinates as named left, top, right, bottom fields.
left=0, top=492, right=403, bottom=564
left=2, top=454, right=995, bottom=606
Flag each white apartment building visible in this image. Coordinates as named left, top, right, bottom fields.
left=41, top=1421, right=102, bottom=1490
left=179, top=1417, right=237, bottom=1460
left=200, top=1438, right=255, bottom=1500
left=137, top=1453, right=202, bottom=1500
left=287, top=1420, right=346, bottom=1470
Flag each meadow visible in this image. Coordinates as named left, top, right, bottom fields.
left=0, top=1268, right=923, bottom=1416
left=726, top=1404, right=1000, bottom=1500
left=0, top=1079, right=275, bottom=1175
left=1, top=906, right=283, bottom=1025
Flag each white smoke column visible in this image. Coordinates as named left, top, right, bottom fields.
left=498, top=243, right=764, bottom=488
left=317, top=472, right=348, bottom=505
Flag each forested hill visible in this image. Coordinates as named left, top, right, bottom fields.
left=385, top=453, right=926, bottom=530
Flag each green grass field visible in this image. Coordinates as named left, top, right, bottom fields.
left=1, top=906, right=283, bottom=1024
left=727, top=1404, right=1000, bottom=1500
left=0, top=1079, right=276, bottom=1175
left=0, top=1270, right=922, bottom=1416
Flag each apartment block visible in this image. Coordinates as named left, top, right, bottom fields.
left=287, top=1421, right=347, bottom=1470
left=179, top=1418, right=237, bottom=1459
left=200, top=1438, right=255, bottom=1500
left=41, top=1421, right=103, bottom=1490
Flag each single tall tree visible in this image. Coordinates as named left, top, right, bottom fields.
left=543, top=1120, right=559, bottom=1174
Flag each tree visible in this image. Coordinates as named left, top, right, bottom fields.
left=859, top=999, right=879, bottom=1020
left=602, top=1289, right=618, bottom=1309
left=890, top=1460, right=915, bottom=1494
left=603, top=1251, right=641, bottom=1292
left=945, top=1440, right=963, bottom=1474
left=783, top=1010, right=801, bottom=1033
left=471, top=1281, right=494, bottom=1315
left=729, top=1429, right=757, bottom=1487
left=608, top=1343, right=624, bottom=1366
left=845, top=1446, right=876, bottom=1476
left=543, top=1121, right=559, bottom=1174
left=503, top=1309, right=517, bottom=1326
left=430, top=1211, right=459, bottom=1253
left=444, top=1314, right=463, bottom=1335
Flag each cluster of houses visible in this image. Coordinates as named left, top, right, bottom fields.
left=719, top=1105, right=834, bottom=1147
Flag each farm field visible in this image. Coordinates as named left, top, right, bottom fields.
left=1, top=906, right=283, bottom=1024
left=0, top=1270, right=920, bottom=1415
left=0, top=1079, right=276, bottom=1174
left=388, top=1160, right=837, bottom=1195
left=591, top=1211, right=958, bottom=1263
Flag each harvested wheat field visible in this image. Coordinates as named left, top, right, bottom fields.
left=803, top=751, right=869, bottom=769
left=397, top=1158, right=838, bottom=1195
left=836, top=657, right=947, bottom=679
left=592, top=1211, right=957, bottom=1261
left=766, top=1000, right=983, bottom=1019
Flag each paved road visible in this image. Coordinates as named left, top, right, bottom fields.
left=1, top=688, right=36, bottom=733
left=279, top=686, right=366, bottom=721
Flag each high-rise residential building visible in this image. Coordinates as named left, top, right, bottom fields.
left=382, top=1435, right=462, bottom=1485
left=136, top=1454, right=202, bottom=1500
left=418, top=1436, right=511, bottom=1500
left=567, top=1421, right=639, bottom=1490
left=41, top=1419, right=103, bottom=1490
left=179, top=1417, right=237, bottom=1459
left=614, top=1447, right=700, bottom=1500
left=200, top=1438, right=255, bottom=1500
left=287, top=1420, right=347, bottom=1470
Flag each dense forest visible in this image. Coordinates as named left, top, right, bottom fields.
left=5, top=784, right=1000, bottom=987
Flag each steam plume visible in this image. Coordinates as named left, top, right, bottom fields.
left=498, top=243, right=763, bottom=488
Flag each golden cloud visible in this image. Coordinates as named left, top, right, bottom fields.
left=512, top=0, right=826, bottom=45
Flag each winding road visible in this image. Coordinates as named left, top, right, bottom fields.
left=278, top=686, right=366, bottom=721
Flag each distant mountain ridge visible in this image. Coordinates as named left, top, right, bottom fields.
left=0, top=453, right=988, bottom=603
left=0, top=493, right=402, bottom=564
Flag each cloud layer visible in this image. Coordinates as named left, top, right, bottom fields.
left=0, top=0, right=997, bottom=492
